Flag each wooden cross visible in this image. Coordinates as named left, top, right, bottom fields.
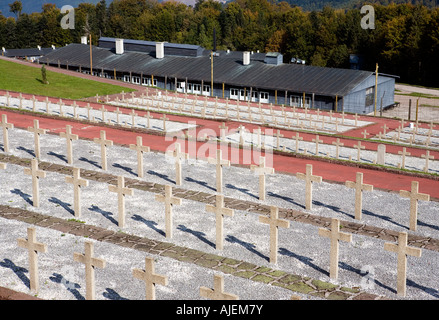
left=59, top=125, right=78, bottom=165
left=250, top=156, right=274, bottom=201
left=24, top=158, right=47, bottom=207
left=17, top=227, right=47, bottom=293
left=274, top=129, right=284, bottom=149
left=259, top=206, right=289, bottom=264
left=160, top=114, right=169, bottom=132
left=318, top=218, right=352, bottom=279
left=400, top=181, right=430, bottom=231
left=353, top=141, right=365, bottom=161
left=200, top=274, right=238, bottom=300
left=31, top=96, right=37, bottom=112
left=332, top=138, right=344, bottom=159
left=129, top=136, right=150, bottom=178
left=421, top=150, right=434, bottom=172
left=296, top=164, right=322, bottom=210
left=133, top=256, right=168, bottom=300
left=93, top=130, right=113, bottom=171
left=144, top=111, right=153, bottom=129
left=381, top=124, right=389, bottom=135
left=294, top=133, right=303, bottom=153
left=205, top=194, right=234, bottom=250
left=85, top=103, right=92, bottom=120
left=5, top=91, right=10, bottom=106
left=353, top=113, right=360, bottom=126
left=207, top=149, right=230, bottom=193
left=166, top=143, right=189, bottom=186
left=1, top=114, right=14, bottom=152
left=73, top=241, right=106, bottom=300
left=130, top=109, right=138, bottom=128
left=237, top=125, right=246, bottom=145
left=398, top=147, right=411, bottom=169
left=65, top=167, right=89, bottom=217
left=114, top=107, right=123, bottom=124
left=361, top=129, right=369, bottom=139
left=27, top=119, right=47, bottom=159
left=384, top=231, right=422, bottom=297
left=345, top=172, right=373, bottom=220
left=109, top=176, right=134, bottom=228
left=312, top=135, right=323, bottom=156
left=155, top=185, right=182, bottom=238
left=99, top=106, right=107, bottom=122
left=219, top=122, right=228, bottom=140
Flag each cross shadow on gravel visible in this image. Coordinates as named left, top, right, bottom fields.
left=10, top=188, right=33, bottom=206
left=278, top=247, right=329, bottom=277
left=338, top=262, right=396, bottom=294
left=177, top=224, right=215, bottom=249
left=48, top=197, right=74, bottom=216
left=225, top=184, right=258, bottom=200
left=49, top=273, right=84, bottom=300
left=132, top=214, right=165, bottom=237
left=225, top=235, right=268, bottom=262
left=88, top=205, right=118, bottom=226
left=0, top=259, right=30, bottom=289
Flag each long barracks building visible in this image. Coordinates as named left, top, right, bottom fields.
left=37, top=37, right=396, bottom=114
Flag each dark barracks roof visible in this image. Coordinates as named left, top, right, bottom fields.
left=3, top=47, right=56, bottom=58
left=39, top=43, right=373, bottom=97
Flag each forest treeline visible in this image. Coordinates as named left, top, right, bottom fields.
left=1, top=0, right=439, bottom=87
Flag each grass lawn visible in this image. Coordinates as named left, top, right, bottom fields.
left=0, top=59, right=135, bottom=99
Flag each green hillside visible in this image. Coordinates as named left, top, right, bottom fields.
left=0, top=59, right=133, bottom=99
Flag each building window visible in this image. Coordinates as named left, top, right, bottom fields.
left=202, top=85, right=210, bottom=96
left=132, top=76, right=140, bottom=85
left=142, top=78, right=148, bottom=86
left=177, top=82, right=185, bottom=92
left=290, top=95, right=310, bottom=108
left=193, top=84, right=201, bottom=94
left=365, top=87, right=374, bottom=106
left=260, top=92, right=269, bottom=103
left=230, top=88, right=239, bottom=100
left=123, top=75, right=130, bottom=82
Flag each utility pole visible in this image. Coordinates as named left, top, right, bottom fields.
left=374, top=63, right=378, bottom=116
left=89, top=34, right=93, bottom=76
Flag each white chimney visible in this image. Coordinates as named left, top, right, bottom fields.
left=156, top=42, right=164, bottom=59
left=115, top=38, right=124, bottom=55
left=51, top=45, right=55, bottom=50
left=243, top=51, right=250, bottom=65
left=81, top=36, right=87, bottom=44
left=37, top=45, right=41, bottom=50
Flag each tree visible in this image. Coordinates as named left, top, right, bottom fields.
left=41, top=65, right=49, bottom=84
left=9, top=1, right=22, bottom=19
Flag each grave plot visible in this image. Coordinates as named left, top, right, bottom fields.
left=1, top=120, right=439, bottom=300
left=108, top=91, right=373, bottom=134
left=373, top=123, right=439, bottom=150
left=1, top=160, right=439, bottom=300
left=0, top=95, right=197, bottom=133
left=1, top=125, right=439, bottom=239
left=222, top=129, right=439, bottom=174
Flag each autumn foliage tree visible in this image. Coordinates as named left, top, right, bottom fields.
left=0, top=0, right=438, bottom=87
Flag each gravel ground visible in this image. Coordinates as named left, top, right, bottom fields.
left=0, top=126, right=438, bottom=300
